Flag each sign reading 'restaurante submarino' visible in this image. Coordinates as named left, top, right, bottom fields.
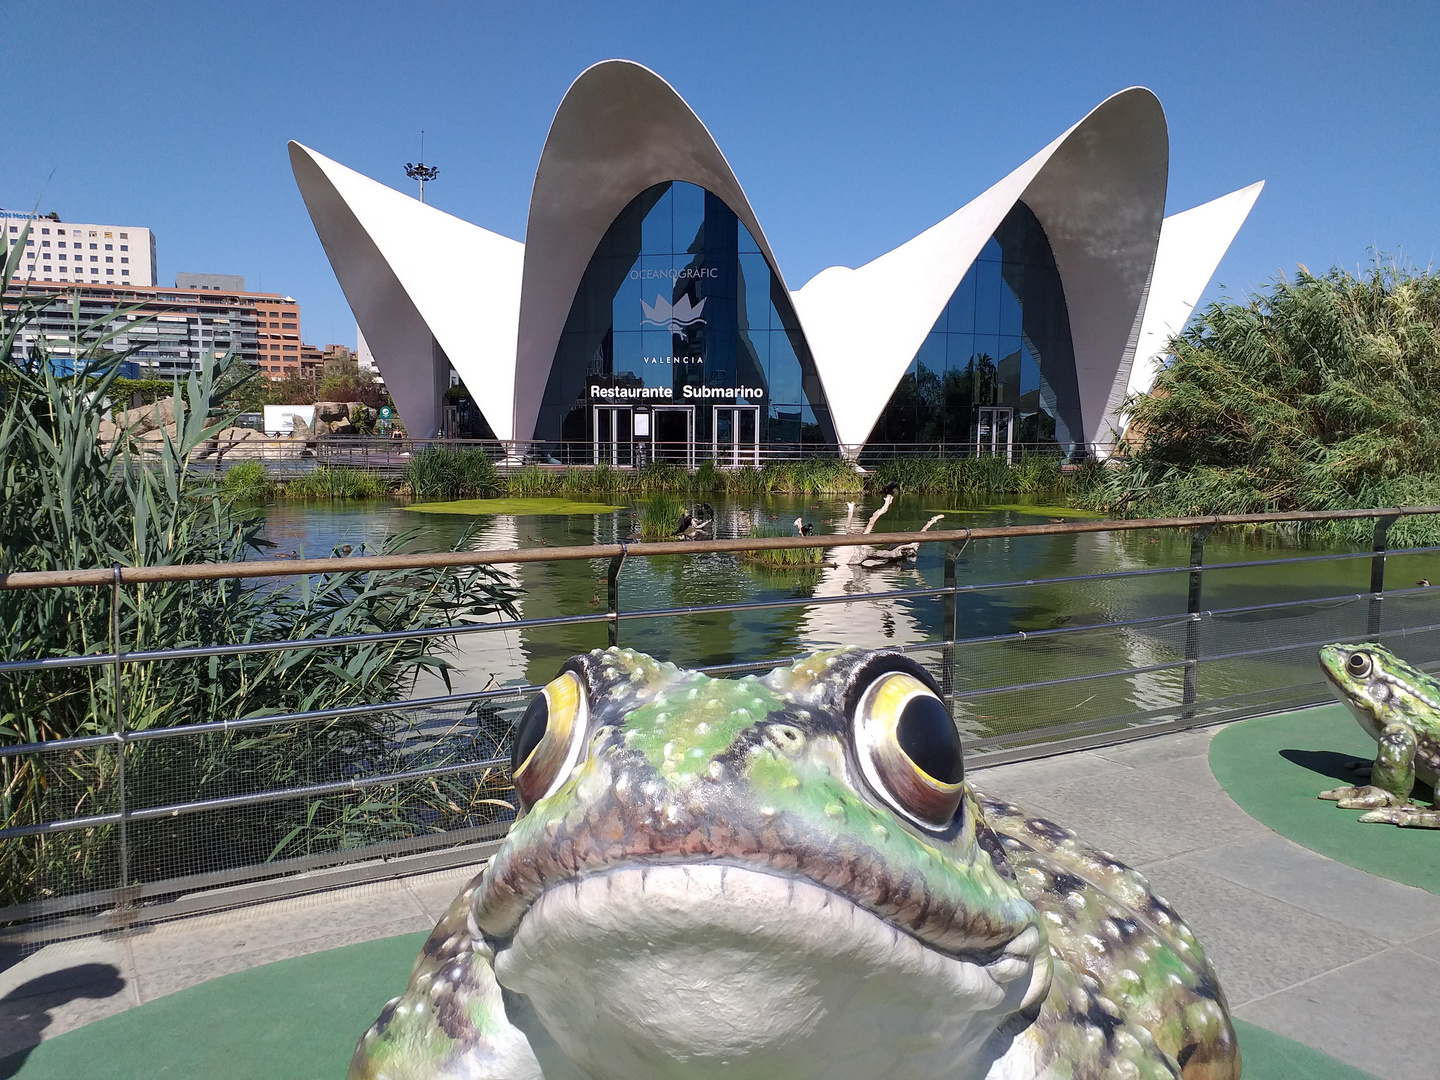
left=587, top=383, right=765, bottom=401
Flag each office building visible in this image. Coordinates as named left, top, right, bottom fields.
left=2, top=213, right=157, bottom=287
left=3, top=280, right=304, bottom=379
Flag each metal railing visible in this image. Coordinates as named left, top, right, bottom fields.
left=191, top=435, right=1119, bottom=478
left=3, top=505, right=1439, bottom=946
left=305, top=437, right=1116, bottom=474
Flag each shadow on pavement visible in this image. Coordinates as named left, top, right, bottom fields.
left=0, top=960, right=125, bottom=1079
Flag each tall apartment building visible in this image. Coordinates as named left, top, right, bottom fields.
left=2, top=212, right=158, bottom=286
left=3, top=280, right=304, bottom=379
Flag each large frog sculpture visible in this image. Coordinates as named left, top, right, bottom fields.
left=352, top=649, right=1237, bottom=1079
left=1318, top=642, right=1440, bottom=827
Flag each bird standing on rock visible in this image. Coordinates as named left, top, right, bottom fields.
left=793, top=518, right=814, bottom=537
left=674, top=512, right=692, bottom=537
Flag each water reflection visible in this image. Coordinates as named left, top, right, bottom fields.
left=257, top=498, right=1440, bottom=743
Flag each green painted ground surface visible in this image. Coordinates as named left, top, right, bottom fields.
left=0, top=930, right=1374, bottom=1079
left=1211, top=703, right=1440, bottom=894
left=405, top=497, right=624, bottom=516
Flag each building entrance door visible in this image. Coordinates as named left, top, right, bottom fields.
left=713, top=405, right=760, bottom=467
left=651, top=405, right=695, bottom=467
left=593, top=406, right=634, bottom=467
left=976, top=407, right=1014, bottom=464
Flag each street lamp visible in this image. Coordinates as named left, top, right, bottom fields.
left=405, top=130, right=439, bottom=203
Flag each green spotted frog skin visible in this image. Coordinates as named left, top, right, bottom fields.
left=350, top=649, right=1238, bottom=1080
left=1318, top=643, right=1440, bottom=827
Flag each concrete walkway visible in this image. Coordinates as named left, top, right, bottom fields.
left=4, top=724, right=1439, bottom=1079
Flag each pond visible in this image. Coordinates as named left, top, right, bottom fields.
left=255, top=494, right=1440, bottom=744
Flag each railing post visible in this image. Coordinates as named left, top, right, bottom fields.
left=607, top=543, right=627, bottom=649
left=1182, top=522, right=1216, bottom=719
left=1369, top=513, right=1400, bottom=638
left=941, top=534, right=969, bottom=713
left=111, top=565, right=131, bottom=913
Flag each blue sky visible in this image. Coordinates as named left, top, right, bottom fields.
left=3, top=2, right=1437, bottom=350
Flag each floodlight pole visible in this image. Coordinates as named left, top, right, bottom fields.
left=404, top=130, right=439, bottom=204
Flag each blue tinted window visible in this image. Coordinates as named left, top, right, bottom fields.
left=868, top=201, right=1081, bottom=453
left=537, top=181, right=834, bottom=450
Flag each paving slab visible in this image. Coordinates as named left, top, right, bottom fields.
left=1235, top=948, right=1440, bottom=1080
left=1091, top=726, right=1216, bottom=766
left=402, top=864, right=484, bottom=922
left=971, top=749, right=1132, bottom=798
left=1406, top=928, right=1440, bottom=962
left=1001, top=758, right=1270, bottom=863
left=132, top=921, right=432, bottom=1003
left=1136, top=858, right=1390, bottom=1007
left=1176, top=832, right=1440, bottom=943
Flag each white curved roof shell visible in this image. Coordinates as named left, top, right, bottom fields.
left=290, top=142, right=523, bottom=439
left=512, top=61, right=798, bottom=446
left=1126, top=181, right=1266, bottom=398
left=794, top=88, right=1168, bottom=450
left=290, top=61, right=1260, bottom=452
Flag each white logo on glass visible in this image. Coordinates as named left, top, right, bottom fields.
left=642, top=294, right=706, bottom=337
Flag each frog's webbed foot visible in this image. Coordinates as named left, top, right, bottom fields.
left=349, top=880, right=546, bottom=1080
left=1319, top=784, right=1411, bottom=808
left=1357, top=804, right=1440, bottom=828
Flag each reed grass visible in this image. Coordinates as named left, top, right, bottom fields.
left=739, top=526, right=825, bottom=567
left=402, top=447, right=502, bottom=500
left=637, top=494, right=686, bottom=541
left=220, top=459, right=273, bottom=501
left=1090, top=259, right=1440, bottom=545
left=224, top=450, right=1088, bottom=505
left=284, top=465, right=389, bottom=499
left=0, top=225, right=520, bottom=909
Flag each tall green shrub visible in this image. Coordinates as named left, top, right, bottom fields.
left=1091, top=260, right=1440, bottom=543
left=0, top=233, right=519, bottom=906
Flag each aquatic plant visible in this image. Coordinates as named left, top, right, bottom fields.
left=219, top=459, right=274, bottom=501
left=0, top=229, right=520, bottom=908
left=285, top=464, right=389, bottom=500
left=868, top=454, right=1085, bottom=498
left=637, top=493, right=686, bottom=541
left=739, top=526, right=825, bottom=567
left=402, top=446, right=502, bottom=500
left=1090, top=259, right=1440, bottom=544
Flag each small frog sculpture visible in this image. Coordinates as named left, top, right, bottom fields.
left=1318, top=642, right=1440, bottom=827
left=351, top=648, right=1237, bottom=1079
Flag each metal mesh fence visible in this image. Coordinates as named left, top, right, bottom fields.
left=5, top=510, right=1440, bottom=946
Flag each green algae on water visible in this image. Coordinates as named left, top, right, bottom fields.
left=405, top=497, right=624, bottom=516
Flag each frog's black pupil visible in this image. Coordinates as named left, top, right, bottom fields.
left=513, top=694, right=549, bottom=775
left=1347, top=653, right=1370, bottom=675
left=896, top=695, right=964, bottom=784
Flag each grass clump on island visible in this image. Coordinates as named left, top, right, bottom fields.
left=636, top=493, right=687, bottom=541
left=0, top=229, right=521, bottom=909
left=219, top=461, right=389, bottom=501
left=1089, top=259, right=1440, bottom=546
left=739, top=526, right=825, bottom=568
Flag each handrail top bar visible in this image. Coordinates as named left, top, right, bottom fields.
left=2, top=506, right=1436, bottom=590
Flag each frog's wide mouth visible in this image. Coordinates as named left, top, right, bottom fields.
left=490, top=862, right=1049, bottom=1079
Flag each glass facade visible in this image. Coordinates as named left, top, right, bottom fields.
left=536, top=181, right=834, bottom=460
left=867, top=201, right=1082, bottom=454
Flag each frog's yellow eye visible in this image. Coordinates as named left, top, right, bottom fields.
left=853, top=671, right=965, bottom=829
left=512, top=671, right=588, bottom=813
left=1346, top=652, right=1373, bottom=679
